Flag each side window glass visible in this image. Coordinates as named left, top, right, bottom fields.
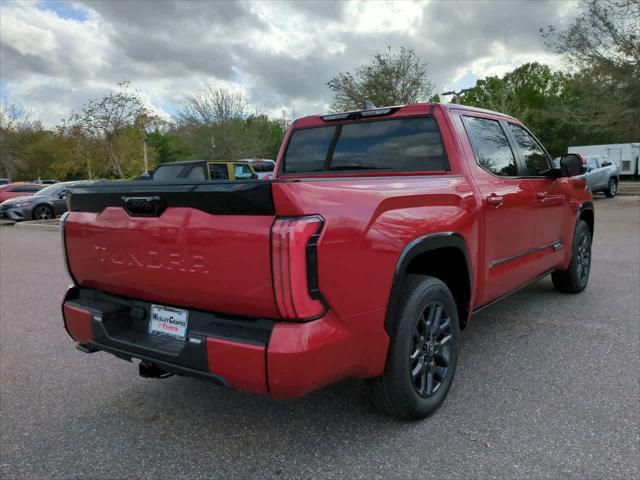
left=463, top=116, right=517, bottom=177
left=208, top=163, right=229, bottom=180
left=233, top=164, right=254, bottom=179
left=508, top=124, right=551, bottom=176
left=587, top=158, right=599, bottom=171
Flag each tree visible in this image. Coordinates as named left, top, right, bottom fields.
left=174, top=86, right=286, bottom=161
left=327, top=47, right=433, bottom=111
left=177, top=85, right=248, bottom=125
left=542, top=0, right=640, bottom=140
left=0, top=98, right=42, bottom=179
left=145, top=129, right=192, bottom=164
left=67, top=81, right=156, bottom=178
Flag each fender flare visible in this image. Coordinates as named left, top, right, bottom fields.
left=578, top=201, right=594, bottom=237
left=384, top=232, right=473, bottom=334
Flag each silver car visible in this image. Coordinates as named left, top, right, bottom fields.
left=0, top=180, right=91, bottom=221
left=576, top=155, right=620, bottom=198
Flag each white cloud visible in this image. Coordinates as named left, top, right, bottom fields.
left=0, top=0, right=575, bottom=127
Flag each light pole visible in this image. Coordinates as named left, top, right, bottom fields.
left=440, top=88, right=474, bottom=104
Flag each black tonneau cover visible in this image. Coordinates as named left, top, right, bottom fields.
left=67, top=180, right=274, bottom=216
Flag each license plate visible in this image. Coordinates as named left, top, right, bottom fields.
left=149, top=304, right=189, bottom=340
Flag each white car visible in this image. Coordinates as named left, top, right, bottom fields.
left=240, top=159, right=276, bottom=179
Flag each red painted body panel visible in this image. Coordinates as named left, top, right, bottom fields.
left=62, top=304, right=94, bottom=343
left=64, top=208, right=279, bottom=318
left=61, top=102, right=592, bottom=399
left=206, top=337, right=268, bottom=394
left=0, top=183, right=42, bottom=202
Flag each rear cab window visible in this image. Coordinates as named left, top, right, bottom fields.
left=154, top=163, right=206, bottom=181
left=282, top=116, right=449, bottom=174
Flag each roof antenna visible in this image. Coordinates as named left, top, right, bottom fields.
left=361, top=100, right=376, bottom=110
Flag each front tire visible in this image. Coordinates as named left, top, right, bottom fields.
left=367, top=275, right=460, bottom=420
left=605, top=178, right=617, bottom=198
left=552, top=220, right=592, bottom=293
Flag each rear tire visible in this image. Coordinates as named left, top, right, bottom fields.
left=32, top=205, right=54, bottom=220
left=367, top=275, right=460, bottom=420
left=605, top=178, right=617, bottom=198
left=552, top=220, right=591, bottom=293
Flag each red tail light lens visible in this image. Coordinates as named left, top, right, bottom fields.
left=271, top=215, right=325, bottom=320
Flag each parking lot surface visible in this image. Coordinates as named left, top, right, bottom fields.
left=1, top=196, right=639, bottom=479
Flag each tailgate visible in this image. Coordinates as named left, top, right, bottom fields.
left=63, top=181, right=279, bottom=318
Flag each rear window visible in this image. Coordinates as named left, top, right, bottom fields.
left=11, top=185, right=43, bottom=193
left=251, top=161, right=275, bottom=172
left=153, top=164, right=206, bottom=181
left=283, top=116, right=448, bottom=173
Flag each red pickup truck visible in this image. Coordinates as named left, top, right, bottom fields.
left=61, top=103, right=593, bottom=419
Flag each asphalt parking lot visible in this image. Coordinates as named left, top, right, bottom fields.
left=1, top=196, right=638, bottom=479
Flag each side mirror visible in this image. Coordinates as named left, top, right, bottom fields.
left=58, top=191, right=66, bottom=199
left=560, top=154, right=586, bottom=177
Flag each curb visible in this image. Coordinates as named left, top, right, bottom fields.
left=13, top=221, right=60, bottom=232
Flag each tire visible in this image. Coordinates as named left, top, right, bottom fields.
left=367, top=275, right=460, bottom=420
left=605, top=178, right=617, bottom=198
left=552, top=220, right=592, bottom=293
left=32, top=204, right=54, bottom=220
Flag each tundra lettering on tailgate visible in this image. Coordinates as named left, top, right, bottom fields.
left=93, top=242, right=210, bottom=275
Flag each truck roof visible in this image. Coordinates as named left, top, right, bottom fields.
left=293, top=102, right=520, bottom=129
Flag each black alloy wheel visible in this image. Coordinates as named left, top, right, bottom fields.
left=575, top=230, right=591, bottom=283
left=33, top=205, right=54, bottom=220
left=410, top=301, right=453, bottom=398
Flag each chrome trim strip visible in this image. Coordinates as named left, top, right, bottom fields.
left=489, top=240, right=563, bottom=269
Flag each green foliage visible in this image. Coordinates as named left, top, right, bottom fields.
left=327, top=47, right=434, bottom=111
left=456, top=60, right=637, bottom=156
left=145, top=130, right=192, bottom=164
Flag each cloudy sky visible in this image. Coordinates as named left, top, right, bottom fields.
left=1, top=0, right=576, bottom=126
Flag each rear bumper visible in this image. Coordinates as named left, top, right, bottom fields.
left=62, top=287, right=385, bottom=398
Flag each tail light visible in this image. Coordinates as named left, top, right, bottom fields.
left=271, top=215, right=325, bottom=320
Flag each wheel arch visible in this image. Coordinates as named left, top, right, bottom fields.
left=385, top=232, right=472, bottom=334
left=579, top=201, right=594, bottom=238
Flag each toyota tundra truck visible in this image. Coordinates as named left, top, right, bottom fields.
left=61, top=102, right=593, bottom=420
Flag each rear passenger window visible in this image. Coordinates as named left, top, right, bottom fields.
left=283, top=116, right=448, bottom=173
left=463, top=117, right=517, bottom=177
left=508, top=124, right=550, bottom=176
left=208, top=163, right=229, bottom=180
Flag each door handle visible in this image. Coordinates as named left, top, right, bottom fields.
left=536, top=192, right=547, bottom=200
left=486, top=194, right=504, bottom=207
